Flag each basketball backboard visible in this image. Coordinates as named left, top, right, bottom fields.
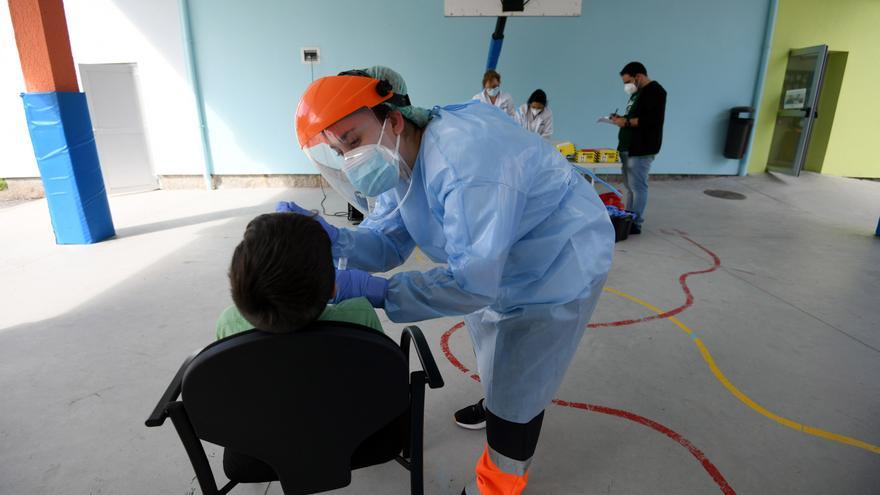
left=445, top=0, right=581, bottom=17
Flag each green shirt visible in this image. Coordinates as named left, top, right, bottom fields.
left=617, top=91, right=641, bottom=152
left=215, top=297, right=384, bottom=340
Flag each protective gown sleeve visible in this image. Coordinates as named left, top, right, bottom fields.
left=332, top=196, right=416, bottom=273
left=383, top=180, right=528, bottom=322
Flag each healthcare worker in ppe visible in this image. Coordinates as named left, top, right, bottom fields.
left=282, top=66, right=614, bottom=495
left=472, top=69, right=515, bottom=119
left=515, top=89, right=554, bottom=140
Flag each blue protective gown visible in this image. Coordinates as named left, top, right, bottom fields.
left=333, top=101, right=615, bottom=423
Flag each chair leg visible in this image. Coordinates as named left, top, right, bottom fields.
left=408, top=371, right=426, bottom=495
left=401, top=410, right=412, bottom=460
left=167, top=402, right=220, bottom=495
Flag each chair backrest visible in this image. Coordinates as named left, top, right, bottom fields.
left=181, top=321, right=410, bottom=495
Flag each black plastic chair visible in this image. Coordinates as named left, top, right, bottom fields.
left=146, top=322, right=443, bottom=495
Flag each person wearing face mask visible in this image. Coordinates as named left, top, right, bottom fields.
left=515, top=89, right=554, bottom=140
left=280, top=66, right=614, bottom=495
left=472, top=69, right=515, bottom=118
left=611, top=61, right=667, bottom=235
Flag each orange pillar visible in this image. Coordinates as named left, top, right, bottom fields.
left=7, top=0, right=79, bottom=92
left=8, top=0, right=115, bottom=244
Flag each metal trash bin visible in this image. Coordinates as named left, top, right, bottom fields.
left=723, top=106, right=755, bottom=159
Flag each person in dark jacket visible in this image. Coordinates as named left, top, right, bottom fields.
left=612, top=62, right=666, bottom=234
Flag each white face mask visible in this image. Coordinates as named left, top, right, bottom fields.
left=342, top=119, right=403, bottom=198
left=486, top=87, right=500, bottom=97
left=624, top=82, right=637, bottom=96
left=530, top=108, right=541, bottom=117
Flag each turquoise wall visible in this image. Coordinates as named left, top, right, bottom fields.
left=189, top=0, right=771, bottom=175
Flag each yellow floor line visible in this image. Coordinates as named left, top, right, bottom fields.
left=603, top=287, right=880, bottom=455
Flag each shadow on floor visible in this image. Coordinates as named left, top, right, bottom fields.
left=114, top=205, right=274, bottom=238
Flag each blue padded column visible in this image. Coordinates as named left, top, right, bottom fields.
left=21, top=91, right=115, bottom=244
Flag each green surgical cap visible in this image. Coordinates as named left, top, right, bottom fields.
left=361, top=66, right=431, bottom=128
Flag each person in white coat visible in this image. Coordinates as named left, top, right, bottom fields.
left=515, top=89, right=553, bottom=140
left=472, top=69, right=515, bottom=118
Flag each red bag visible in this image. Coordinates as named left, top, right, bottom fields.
left=599, top=192, right=624, bottom=210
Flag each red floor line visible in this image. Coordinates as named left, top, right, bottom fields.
left=438, top=233, right=735, bottom=493
left=587, top=232, right=721, bottom=328
left=440, top=321, right=471, bottom=377
left=441, top=323, right=736, bottom=494
left=551, top=399, right=736, bottom=495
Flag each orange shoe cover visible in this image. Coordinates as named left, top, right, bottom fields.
left=467, top=446, right=530, bottom=495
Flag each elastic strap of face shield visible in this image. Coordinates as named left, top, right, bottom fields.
left=337, top=69, right=412, bottom=108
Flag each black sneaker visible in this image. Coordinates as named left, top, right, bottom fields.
left=454, top=398, right=487, bottom=430
left=629, top=224, right=642, bottom=235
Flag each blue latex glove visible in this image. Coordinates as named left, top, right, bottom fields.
left=275, top=201, right=338, bottom=244
left=332, top=269, right=388, bottom=308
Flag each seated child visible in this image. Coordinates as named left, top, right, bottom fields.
left=216, top=212, right=382, bottom=339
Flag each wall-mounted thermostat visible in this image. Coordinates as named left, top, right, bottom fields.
left=301, top=47, right=320, bottom=64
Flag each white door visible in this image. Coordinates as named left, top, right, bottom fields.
left=79, top=63, right=157, bottom=194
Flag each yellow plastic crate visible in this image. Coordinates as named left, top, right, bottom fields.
left=555, top=141, right=576, bottom=157
left=597, top=149, right=620, bottom=163
left=576, top=150, right=598, bottom=163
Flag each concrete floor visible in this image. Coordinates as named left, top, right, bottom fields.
left=0, top=172, right=878, bottom=494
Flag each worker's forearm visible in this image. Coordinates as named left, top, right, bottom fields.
left=334, top=226, right=413, bottom=273
left=384, top=267, right=494, bottom=322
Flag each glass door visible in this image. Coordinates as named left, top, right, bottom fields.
left=767, top=45, right=828, bottom=176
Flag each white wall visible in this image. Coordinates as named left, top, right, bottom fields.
left=0, top=0, right=206, bottom=179
left=0, top=5, right=39, bottom=178
left=63, top=0, right=204, bottom=176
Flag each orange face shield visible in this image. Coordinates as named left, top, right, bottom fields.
left=295, top=75, right=394, bottom=148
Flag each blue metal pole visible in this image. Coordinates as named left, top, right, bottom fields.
left=179, top=0, right=214, bottom=190
left=739, top=0, right=778, bottom=176
left=486, top=37, right=504, bottom=71
left=486, top=17, right=507, bottom=71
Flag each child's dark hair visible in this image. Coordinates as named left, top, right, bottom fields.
left=229, top=212, right=335, bottom=333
